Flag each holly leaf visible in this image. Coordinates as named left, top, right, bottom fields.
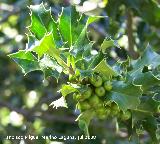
left=39, top=55, right=62, bottom=80
left=101, top=37, right=120, bottom=53
left=127, top=45, right=160, bottom=93
left=76, top=110, right=95, bottom=136
left=94, top=59, right=117, bottom=79
left=137, top=96, right=160, bottom=114
left=28, top=3, right=49, bottom=39
left=40, top=55, right=62, bottom=72
left=132, top=71, right=160, bottom=92
left=8, top=50, right=40, bottom=74
left=142, top=116, right=159, bottom=143
left=106, top=81, right=142, bottom=111
left=79, top=70, right=93, bottom=79
left=60, top=84, right=77, bottom=97
left=59, top=7, right=72, bottom=47
left=9, top=50, right=63, bottom=80
left=27, top=32, right=69, bottom=71
left=71, top=15, right=104, bottom=60
left=132, top=111, right=159, bottom=142
left=88, top=51, right=104, bottom=69
left=131, top=45, right=160, bottom=72
left=28, top=33, right=56, bottom=58
left=28, top=3, right=62, bottom=47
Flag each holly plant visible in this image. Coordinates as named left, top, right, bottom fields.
left=8, top=3, right=160, bottom=142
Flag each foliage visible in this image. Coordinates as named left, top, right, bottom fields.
left=8, top=2, right=160, bottom=143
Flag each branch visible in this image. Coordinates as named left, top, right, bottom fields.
left=126, top=8, right=139, bottom=59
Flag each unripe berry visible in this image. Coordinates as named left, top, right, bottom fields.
left=120, top=110, right=131, bottom=121
left=77, top=102, right=91, bottom=111
left=90, top=75, right=103, bottom=87
left=95, top=86, right=105, bottom=97
left=110, top=103, right=120, bottom=116
left=81, top=87, right=92, bottom=99
left=89, top=94, right=100, bottom=106
left=96, top=107, right=107, bottom=119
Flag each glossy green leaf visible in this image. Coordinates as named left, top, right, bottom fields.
left=79, top=70, right=93, bottom=78
left=101, top=37, right=120, bottom=53
left=88, top=52, right=104, bottom=69
left=71, top=15, right=104, bottom=60
left=132, top=71, right=160, bottom=92
left=60, top=84, right=77, bottom=97
left=131, top=45, right=160, bottom=72
left=59, top=7, right=72, bottom=47
left=76, top=110, right=95, bottom=136
left=87, top=16, right=105, bottom=25
left=142, top=116, right=159, bottom=142
left=40, top=55, right=62, bottom=73
left=137, top=96, right=160, bottom=113
left=107, top=81, right=142, bottom=111
left=39, top=55, right=62, bottom=80
left=29, top=33, right=56, bottom=58
left=94, top=59, right=117, bottom=79
left=27, top=33, right=68, bottom=71
left=8, top=50, right=40, bottom=74
left=26, top=35, right=38, bottom=50
left=132, top=111, right=159, bottom=142
left=28, top=3, right=62, bottom=47
left=28, top=3, right=47, bottom=39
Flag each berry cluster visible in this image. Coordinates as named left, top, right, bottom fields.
left=72, top=74, right=131, bottom=120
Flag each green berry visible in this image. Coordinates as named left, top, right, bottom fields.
left=95, top=86, right=105, bottom=97
left=77, top=102, right=91, bottom=111
left=81, top=87, right=92, bottom=99
left=104, top=81, right=112, bottom=91
left=90, top=75, right=103, bottom=87
left=89, top=94, right=100, bottom=106
left=121, top=110, right=131, bottom=121
left=96, top=107, right=107, bottom=119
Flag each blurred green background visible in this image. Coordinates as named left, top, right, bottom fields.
left=0, top=0, right=160, bottom=143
